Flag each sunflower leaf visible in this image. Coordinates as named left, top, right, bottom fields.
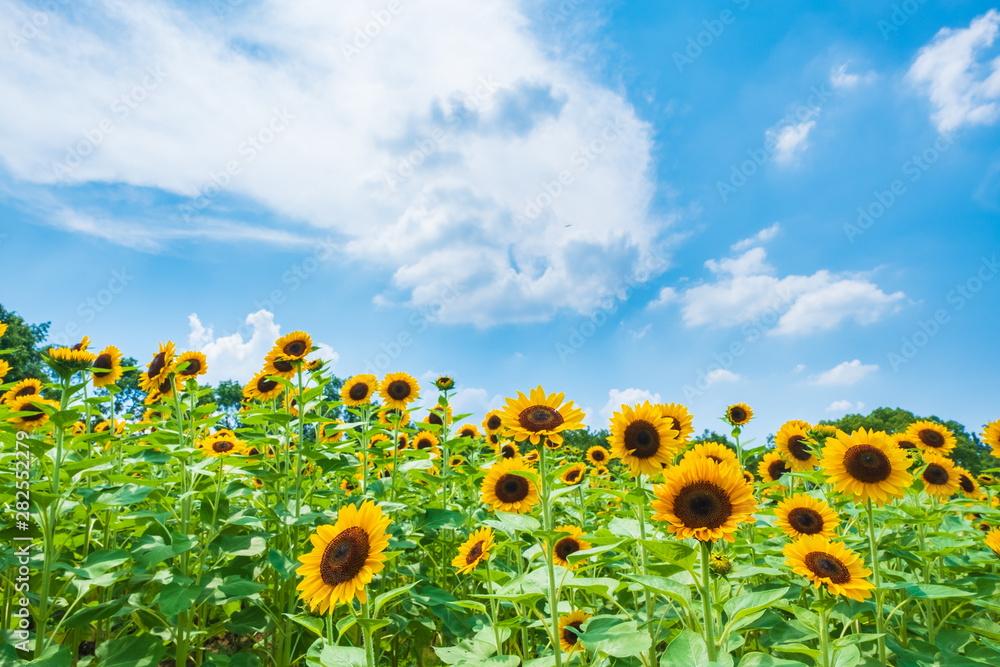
left=659, top=629, right=709, bottom=666
left=375, top=582, right=418, bottom=615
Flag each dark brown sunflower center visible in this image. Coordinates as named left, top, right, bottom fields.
left=93, top=353, right=113, bottom=376
left=729, top=407, right=747, bottom=423
left=918, top=429, right=945, bottom=449
left=804, top=552, right=850, bottom=584
left=460, top=428, right=475, bottom=438
left=71, top=342, right=85, bottom=351
left=555, top=537, right=581, bottom=561
left=19, top=402, right=45, bottom=421
left=348, top=382, right=369, bottom=401
left=489, top=433, right=500, bottom=445
left=15, top=386, right=38, bottom=398
left=897, top=439, right=916, bottom=450
left=768, top=459, right=789, bottom=482
left=283, top=340, right=308, bottom=357
left=147, top=352, right=167, bottom=379
left=518, top=405, right=564, bottom=432
left=668, top=417, right=681, bottom=432
left=212, top=440, right=235, bottom=453
left=465, top=540, right=484, bottom=564
left=158, top=378, right=172, bottom=394
left=787, top=435, right=812, bottom=461
left=179, top=358, right=201, bottom=376
left=319, top=526, right=370, bottom=585
left=386, top=380, right=412, bottom=401
left=623, top=420, right=660, bottom=458
left=416, top=438, right=433, bottom=450
left=959, top=474, right=974, bottom=493
left=428, top=412, right=444, bottom=426
left=843, top=445, right=891, bottom=483
left=565, top=469, right=581, bottom=482
left=591, top=450, right=606, bottom=462
left=674, top=482, right=733, bottom=529
left=787, top=507, right=823, bottom=534
left=246, top=447, right=260, bottom=456
left=495, top=473, right=529, bottom=503
left=256, top=376, right=279, bottom=393
left=923, top=463, right=949, bottom=486
left=501, top=445, right=517, bottom=459
left=487, top=415, right=502, bottom=431
left=707, top=455, right=723, bottom=464
left=271, top=358, right=293, bottom=373
left=562, top=622, right=583, bottom=645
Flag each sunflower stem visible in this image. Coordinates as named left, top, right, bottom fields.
left=362, top=600, right=377, bottom=667
left=818, top=588, right=831, bottom=667
left=634, top=475, right=656, bottom=667
left=700, top=540, right=717, bottom=662
left=864, top=498, right=887, bottom=664
left=539, top=439, right=563, bottom=667
left=485, top=556, right=504, bottom=656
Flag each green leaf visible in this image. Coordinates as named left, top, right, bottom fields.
left=216, top=533, right=269, bottom=558
left=577, top=616, right=651, bottom=658
left=157, top=582, right=200, bottom=616
left=736, top=654, right=807, bottom=667
left=94, top=483, right=155, bottom=507
left=61, top=598, right=126, bottom=629
left=305, top=640, right=366, bottom=667
left=131, top=532, right=196, bottom=567
left=723, top=587, right=788, bottom=624
left=626, top=574, right=692, bottom=609
left=660, top=629, right=708, bottom=667
left=94, top=634, right=166, bottom=667
left=903, top=584, right=974, bottom=600
left=832, top=645, right=861, bottom=667
left=608, top=517, right=641, bottom=539
left=496, top=511, right=541, bottom=533
left=290, top=613, right=326, bottom=639
left=564, top=577, right=622, bottom=600
left=269, top=548, right=298, bottom=580
left=226, top=605, right=270, bottom=634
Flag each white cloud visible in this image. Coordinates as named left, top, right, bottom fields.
left=449, top=387, right=503, bottom=421
left=600, top=388, right=662, bottom=420
left=766, top=113, right=818, bottom=165
left=830, top=63, right=877, bottom=90
left=826, top=400, right=865, bottom=413
left=731, top=223, right=781, bottom=252
left=792, top=364, right=806, bottom=373
left=675, top=247, right=905, bottom=336
left=629, top=323, right=652, bottom=339
left=810, top=359, right=878, bottom=386
left=647, top=286, right=678, bottom=309
left=907, top=9, right=1000, bottom=133
left=0, top=0, right=664, bottom=327
left=705, top=369, right=740, bottom=385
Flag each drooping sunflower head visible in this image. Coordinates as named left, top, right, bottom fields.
left=263, top=349, right=296, bottom=380
left=783, top=535, right=874, bottom=601
left=651, top=456, right=758, bottom=542
left=776, top=423, right=818, bottom=471
left=451, top=526, right=494, bottom=574
left=552, top=525, right=590, bottom=569
left=586, top=445, right=611, bottom=466
left=7, top=395, right=57, bottom=433
left=434, top=376, right=455, bottom=391
left=758, top=451, right=790, bottom=486
left=682, top=441, right=738, bottom=469
left=296, top=500, right=391, bottom=613
left=558, top=610, right=591, bottom=653
left=981, top=419, right=1000, bottom=458
left=726, top=403, right=753, bottom=427
left=246, top=369, right=285, bottom=402
left=340, top=374, right=377, bottom=407
left=379, top=372, right=420, bottom=411
left=480, top=458, right=539, bottom=514
left=820, top=429, right=913, bottom=506
left=659, top=403, right=695, bottom=444
left=775, top=493, right=841, bottom=540
left=457, top=423, right=481, bottom=440
left=920, top=454, right=961, bottom=498
left=47, top=338, right=99, bottom=375
left=272, top=331, right=313, bottom=361
left=955, top=468, right=982, bottom=499
left=139, top=341, right=176, bottom=393
left=906, top=420, right=957, bottom=457
left=501, top=385, right=585, bottom=446
left=2, top=378, right=43, bottom=405
left=560, top=463, right=587, bottom=486
left=90, top=345, right=124, bottom=389
left=607, top=401, right=680, bottom=477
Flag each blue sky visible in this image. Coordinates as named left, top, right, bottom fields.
left=1, top=0, right=998, bottom=443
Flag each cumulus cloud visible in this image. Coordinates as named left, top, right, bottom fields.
left=810, top=359, right=878, bottom=386
left=448, top=386, right=503, bottom=421
left=647, top=286, right=677, bottom=309
left=830, top=63, right=877, bottom=90
left=671, top=247, right=904, bottom=336
left=907, top=9, right=1000, bottom=133
left=826, top=400, right=865, bottom=413
left=629, top=323, right=652, bottom=339
left=731, top=223, right=781, bottom=252
left=766, top=113, right=818, bottom=164
left=600, top=388, right=662, bottom=419
left=705, top=369, right=740, bottom=384
left=0, top=0, right=664, bottom=327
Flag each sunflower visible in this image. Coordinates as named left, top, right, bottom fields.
left=395, top=433, right=409, bottom=450
left=306, top=358, right=324, bottom=371
left=246, top=370, right=285, bottom=401
left=198, top=432, right=248, bottom=458
left=979, top=474, right=997, bottom=487
left=262, top=349, right=296, bottom=380
left=47, top=338, right=98, bottom=375
left=93, top=420, right=126, bottom=435
left=89, top=345, right=124, bottom=388
left=820, top=429, right=913, bottom=505
left=742, top=469, right=754, bottom=485
left=919, top=454, right=961, bottom=498
left=174, top=350, right=208, bottom=384
left=501, top=385, right=585, bottom=446
left=783, top=535, right=874, bottom=601
left=423, top=405, right=453, bottom=428
left=560, top=463, right=587, bottom=485
left=776, top=424, right=819, bottom=471
left=544, top=438, right=562, bottom=450
left=497, top=442, right=520, bottom=460
left=709, top=552, right=733, bottom=575
left=451, top=527, right=495, bottom=574
left=7, top=395, right=57, bottom=433
left=379, top=372, right=420, bottom=411
left=906, top=420, right=957, bottom=457
left=955, top=468, right=982, bottom=499
left=296, top=500, right=391, bottom=613
left=813, top=424, right=838, bottom=437
left=272, top=331, right=313, bottom=361
left=892, top=432, right=919, bottom=455
left=783, top=419, right=812, bottom=432
left=340, top=476, right=361, bottom=493
left=577, top=446, right=608, bottom=468
left=590, top=465, right=610, bottom=479
left=775, top=493, right=840, bottom=540
left=558, top=610, right=591, bottom=653
left=725, top=403, right=753, bottom=427
left=412, top=430, right=441, bottom=458
left=523, top=450, right=539, bottom=465
left=449, top=455, right=467, bottom=467
left=2, top=378, right=43, bottom=405
left=368, top=434, right=392, bottom=452
left=659, top=403, right=695, bottom=444
left=0, top=321, right=6, bottom=338
left=338, top=374, right=375, bottom=407
left=607, top=401, right=679, bottom=476
left=377, top=407, right=407, bottom=427
left=986, top=528, right=1000, bottom=558
left=480, top=458, right=539, bottom=514
left=434, top=376, right=455, bottom=391
left=552, top=525, right=591, bottom=569
left=482, top=409, right=504, bottom=435
left=682, top=441, right=738, bottom=469
left=456, top=423, right=481, bottom=440
left=319, top=421, right=345, bottom=444
left=758, top=451, right=790, bottom=486
left=138, top=341, right=176, bottom=393
left=0, top=359, right=9, bottom=381
left=651, top=457, right=757, bottom=542
left=982, top=419, right=1000, bottom=458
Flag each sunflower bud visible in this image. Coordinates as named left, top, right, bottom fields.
left=710, top=552, right=732, bottom=575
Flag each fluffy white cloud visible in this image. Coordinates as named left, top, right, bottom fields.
left=907, top=9, right=1000, bottom=133
left=705, top=369, right=740, bottom=384
left=731, top=223, right=781, bottom=252
left=792, top=364, right=806, bottom=373
left=766, top=114, right=818, bottom=164
left=826, top=400, right=864, bottom=413
left=647, top=286, right=678, bottom=309
left=629, top=323, right=652, bottom=339
left=0, top=0, right=663, bottom=327
left=600, top=388, right=662, bottom=419
left=670, top=247, right=904, bottom=336
left=448, top=386, right=503, bottom=421
left=810, top=359, right=878, bottom=386
left=830, top=63, right=877, bottom=90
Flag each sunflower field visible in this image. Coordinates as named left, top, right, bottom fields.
left=2, top=328, right=1000, bottom=667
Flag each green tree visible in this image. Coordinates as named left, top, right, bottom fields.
left=0, top=304, right=50, bottom=383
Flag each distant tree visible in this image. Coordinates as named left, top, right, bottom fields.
left=321, top=375, right=346, bottom=421
left=0, top=304, right=50, bottom=384
left=561, top=428, right=610, bottom=454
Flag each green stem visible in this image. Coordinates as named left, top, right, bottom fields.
left=818, top=589, right=831, bottom=667
left=865, top=499, right=887, bottom=664
left=485, top=556, right=504, bottom=655
left=701, top=541, right=717, bottom=662
left=539, top=440, right=562, bottom=667
left=634, top=476, right=655, bottom=666
left=362, top=601, right=376, bottom=667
